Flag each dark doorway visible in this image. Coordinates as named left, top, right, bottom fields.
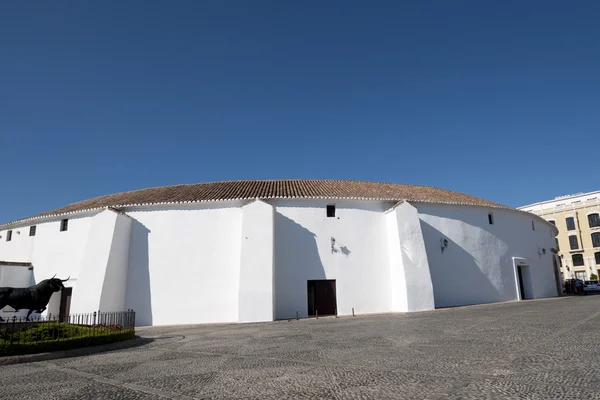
left=552, top=256, right=562, bottom=296
left=307, top=280, right=337, bottom=316
left=59, top=287, right=72, bottom=322
left=517, top=266, right=527, bottom=300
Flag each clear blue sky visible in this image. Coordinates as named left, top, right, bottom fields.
left=1, top=1, right=599, bottom=223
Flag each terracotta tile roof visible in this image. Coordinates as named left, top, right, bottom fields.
left=2, top=180, right=510, bottom=227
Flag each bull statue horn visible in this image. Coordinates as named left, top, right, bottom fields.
left=61, top=276, right=70, bottom=282
left=51, top=274, right=56, bottom=279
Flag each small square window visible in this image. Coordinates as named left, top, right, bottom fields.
left=60, top=219, right=69, bottom=232
left=29, top=226, right=36, bottom=236
left=6, top=230, right=12, bottom=242
left=488, top=213, right=494, bottom=225
left=326, top=205, right=336, bottom=218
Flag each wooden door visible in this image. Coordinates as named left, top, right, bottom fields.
left=59, top=287, right=72, bottom=322
left=307, top=280, right=337, bottom=316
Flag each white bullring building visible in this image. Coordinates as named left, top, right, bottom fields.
left=0, top=180, right=562, bottom=326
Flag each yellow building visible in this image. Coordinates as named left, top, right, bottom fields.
left=519, top=190, right=600, bottom=281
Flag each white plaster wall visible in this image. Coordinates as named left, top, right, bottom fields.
left=386, top=210, right=407, bottom=312
left=0, top=265, right=33, bottom=287
left=274, top=200, right=393, bottom=319
left=416, top=203, right=558, bottom=308
left=124, top=217, right=152, bottom=326
left=0, top=228, right=35, bottom=262
left=125, top=203, right=243, bottom=326
left=29, top=216, right=92, bottom=284
left=71, top=210, right=132, bottom=314
left=0, top=196, right=561, bottom=326
left=0, top=215, right=93, bottom=317
left=238, top=200, right=274, bottom=322
left=388, top=202, right=435, bottom=312
left=99, top=212, right=132, bottom=312
left=71, top=211, right=117, bottom=313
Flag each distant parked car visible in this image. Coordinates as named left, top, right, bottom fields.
left=583, top=280, right=600, bottom=293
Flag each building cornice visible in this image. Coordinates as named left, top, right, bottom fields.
left=1, top=197, right=518, bottom=230
left=519, top=190, right=600, bottom=210
left=0, top=197, right=551, bottom=234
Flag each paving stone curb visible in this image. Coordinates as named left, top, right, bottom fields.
left=0, top=336, right=150, bottom=366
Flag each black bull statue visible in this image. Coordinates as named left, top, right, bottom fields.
left=0, top=275, right=69, bottom=321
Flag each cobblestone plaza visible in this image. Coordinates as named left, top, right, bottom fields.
left=2, top=296, right=600, bottom=399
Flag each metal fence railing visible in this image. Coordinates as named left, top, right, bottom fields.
left=0, top=309, right=136, bottom=349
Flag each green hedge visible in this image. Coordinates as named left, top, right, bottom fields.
left=0, top=323, right=135, bottom=356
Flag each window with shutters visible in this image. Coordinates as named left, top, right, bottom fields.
left=589, top=213, right=600, bottom=228
left=573, top=254, right=584, bottom=267
left=60, top=219, right=69, bottom=232
left=566, top=217, right=576, bottom=231
left=29, top=226, right=36, bottom=236
left=569, top=235, right=579, bottom=250
left=6, top=230, right=12, bottom=242
left=595, top=252, right=600, bottom=265
left=592, top=232, right=600, bottom=248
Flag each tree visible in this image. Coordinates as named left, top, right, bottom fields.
left=590, top=273, right=598, bottom=280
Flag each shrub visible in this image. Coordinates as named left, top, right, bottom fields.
left=590, top=273, right=598, bottom=280
left=0, top=322, right=135, bottom=357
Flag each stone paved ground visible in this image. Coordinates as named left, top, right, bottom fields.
left=2, top=296, right=600, bottom=399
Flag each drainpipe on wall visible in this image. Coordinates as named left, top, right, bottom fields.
left=575, top=211, right=587, bottom=279
left=576, top=211, right=585, bottom=250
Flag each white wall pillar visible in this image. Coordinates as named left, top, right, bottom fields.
left=70, top=209, right=132, bottom=314
left=386, top=202, right=435, bottom=312
left=386, top=209, right=408, bottom=312
left=238, top=199, right=274, bottom=322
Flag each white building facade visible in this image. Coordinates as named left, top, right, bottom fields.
left=0, top=180, right=561, bottom=326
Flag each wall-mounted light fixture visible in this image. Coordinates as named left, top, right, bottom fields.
left=441, top=238, right=448, bottom=253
